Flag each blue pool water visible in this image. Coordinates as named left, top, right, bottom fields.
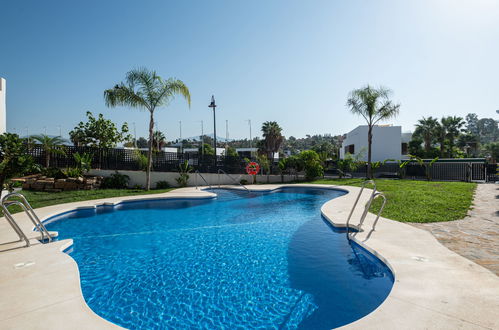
left=46, top=188, right=393, bottom=329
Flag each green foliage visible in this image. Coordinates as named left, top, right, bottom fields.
left=41, top=167, right=67, bottom=179
left=104, top=67, right=191, bottom=190
left=152, top=130, right=167, bottom=151
left=64, top=167, right=82, bottom=178
left=299, top=150, right=324, bottom=180
left=0, top=133, right=34, bottom=189
left=226, top=146, right=238, bottom=157
left=175, top=161, right=192, bottom=187
left=30, top=134, right=66, bottom=168
left=73, top=152, right=92, bottom=174
left=101, top=171, right=130, bottom=189
left=336, top=153, right=360, bottom=178
left=260, top=121, right=284, bottom=159
left=282, top=134, right=342, bottom=157
left=483, top=142, right=499, bottom=161
left=133, top=149, right=148, bottom=171
left=347, top=85, right=400, bottom=178
left=155, top=180, right=171, bottom=189
left=410, top=155, right=439, bottom=181
left=69, top=111, right=131, bottom=148
left=199, top=143, right=214, bottom=155
left=239, top=179, right=249, bottom=185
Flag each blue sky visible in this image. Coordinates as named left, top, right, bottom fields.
left=1, top=0, right=498, bottom=141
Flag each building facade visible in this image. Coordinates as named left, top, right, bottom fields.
left=339, top=125, right=410, bottom=162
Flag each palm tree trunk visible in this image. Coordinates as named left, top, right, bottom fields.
left=46, top=152, right=50, bottom=168
left=146, top=111, right=154, bottom=190
left=367, top=125, right=373, bottom=179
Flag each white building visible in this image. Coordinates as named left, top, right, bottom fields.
left=340, top=125, right=410, bottom=162
left=0, top=78, right=6, bottom=134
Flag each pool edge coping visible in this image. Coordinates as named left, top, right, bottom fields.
left=0, top=184, right=498, bottom=329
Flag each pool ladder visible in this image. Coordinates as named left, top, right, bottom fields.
left=1, top=192, right=52, bottom=247
left=217, top=169, right=250, bottom=193
left=194, top=170, right=214, bottom=191
left=345, top=180, right=387, bottom=238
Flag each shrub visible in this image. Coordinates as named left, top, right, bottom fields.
left=0, top=133, right=35, bottom=188
left=299, top=150, right=324, bottom=180
left=64, top=167, right=83, bottom=178
left=240, top=179, right=248, bottom=185
left=42, top=167, right=67, bottom=179
left=156, top=180, right=171, bottom=189
left=101, top=171, right=130, bottom=189
left=175, top=161, right=192, bottom=187
left=73, top=152, right=92, bottom=174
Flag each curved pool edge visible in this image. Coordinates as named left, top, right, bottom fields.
left=0, top=185, right=498, bottom=329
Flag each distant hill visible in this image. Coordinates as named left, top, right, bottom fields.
left=186, top=133, right=233, bottom=142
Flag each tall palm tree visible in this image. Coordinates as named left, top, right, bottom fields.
left=441, top=116, right=465, bottom=157
left=347, top=85, right=400, bottom=178
left=261, top=121, right=284, bottom=161
left=30, top=134, right=66, bottom=168
left=104, top=68, right=190, bottom=190
left=414, top=116, right=439, bottom=153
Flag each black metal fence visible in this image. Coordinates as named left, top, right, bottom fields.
left=29, top=145, right=498, bottom=182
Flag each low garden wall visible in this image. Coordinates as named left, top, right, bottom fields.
left=88, top=169, right=299, bottom=188
left=15, top=174, right=103, bottom=192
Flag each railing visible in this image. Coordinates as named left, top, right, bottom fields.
left=345, top=180, right=387, bottom=239
left=1, top=192, right=52, bottom=247
left=194, top=170, right=213, bottom=191
left=217, top=169, right=250, bottom=192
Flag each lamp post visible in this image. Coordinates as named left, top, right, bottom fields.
left=246, top=119, right=252, bottom=159
left=208, top=95, right=217, bottom=156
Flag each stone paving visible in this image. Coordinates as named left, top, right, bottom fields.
left=413, top=183, right=499, bottom=276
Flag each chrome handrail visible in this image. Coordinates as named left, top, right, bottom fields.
left=194, top=170, right=213, bottom=191
left=1, top=192, right=52, bottom=243
left=1, top=204, right=31, bottom=247
left=217, top=169, right=250, bottom=192
left=345, top=180, right=376, bottom=232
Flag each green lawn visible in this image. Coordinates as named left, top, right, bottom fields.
left=302, top=178, right=477, bottom=223
left=6, top=188, right=175, bottom=214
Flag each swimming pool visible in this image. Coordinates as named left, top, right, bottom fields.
left=45, top=187, right=393, bottom=329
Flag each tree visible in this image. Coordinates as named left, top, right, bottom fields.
left=104, top=68, right=191, bottom=190
left=30, top=134, right=66, bottom=168
left=69, top=111, right=131, bottom=148
left=441, top=116, right=465, bottom=157
left=465, top=113, right=479, bottom=137
left=0, top=133, right=34, bottom=189
left=151, top=130, right=166, bottom=151
left=346, top=85, right=400, bottom=178
left=414, top=116, right=439, bottom=153
left=299, top=150, right=324, bottom=180
left=261, top=121, right=284, bottom=161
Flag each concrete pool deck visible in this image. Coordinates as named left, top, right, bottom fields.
left=0, top=185, right=498, bottom=329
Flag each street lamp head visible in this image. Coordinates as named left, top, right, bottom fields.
left=208, top=95, right=217, bottom=108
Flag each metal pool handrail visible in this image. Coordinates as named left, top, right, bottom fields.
left=194, top=170, right=213, bottom=191
left=1, top=192, right=53, bottom=246
left=217, top=169, right=250, bottom=192
left=345, top=180, right=377, bottom=232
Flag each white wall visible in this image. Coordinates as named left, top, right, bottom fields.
left=0, top=78, right=6, bottom=134
left=88, top=169, right=298, bottom=188
left=340, top=125, right=402, bottom=162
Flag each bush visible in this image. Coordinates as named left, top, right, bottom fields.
left=240, top=179, right=248, bottom=185
left=64, top=167, right=83, bottom=178
left=156, top=180, right=171, bottom=189
left=42, top=167, right=67, bottom=179
left=175, top=161, right=192, bottom=187
left=299, top=150, right=324, bottom=180
left=101, top=171, right=130, bottom=189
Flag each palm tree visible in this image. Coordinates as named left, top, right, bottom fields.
left=414, top=116, right=439, bottom=153
left=151, top=130, right=166, bottom=151
left=104, top=68, right=191, bottom=190
left=261, top=121, right=284, bottom=161
left=30, top=134, right=66, bottom=168
left=441, top=116, right=465, bottom=157
left=346, top=85, right=400, bottom=178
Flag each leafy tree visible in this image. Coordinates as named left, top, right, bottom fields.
left=199, top=143, right=214, bottom=155
left=477, top=118, right=499, bottom=144
left=261, top=121, right=284, bottom=160
left=226, top=146, right=238, bottom=157
left=104, top=68, right=191, bottom=190
left=0, top=133, right=34, bottom=189
left=483, top=142, right=499, bottom=161
left=347, top=85, right=400, bottom=178
left=457, top=133, right=480, bottom=157
left=136, top=137, right=149, bottom=148
left=69, top=111, right=131, bottom=148
left=299, top=150, right=324, bottom=180
left=465, top=113, right=479, bottom=137
left=408, top=137, right=425, bottom=158
left=30, top=134, right=66, bottom=168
